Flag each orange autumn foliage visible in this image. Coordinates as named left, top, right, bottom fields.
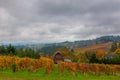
left=64, top=62, right=77, bottom=76
left=0, top=56, right=120, bottom=76
left=96, top=49, right=105, bottom=59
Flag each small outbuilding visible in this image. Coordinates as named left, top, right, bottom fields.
left=53, top=51, right=64, bottom=64
left=64, top=58, right=72, bottom=62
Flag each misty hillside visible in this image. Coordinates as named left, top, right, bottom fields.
left=0, top=35, right=120, bottom=56
left=39, top=35, right=120, bottom=55
left=1, top=35, right=120, bottom=48
left=48, top=35, right=120, bottom=48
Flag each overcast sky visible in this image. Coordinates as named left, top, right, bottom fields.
left=0, top=0, right=120, bottom=42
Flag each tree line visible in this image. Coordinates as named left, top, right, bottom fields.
left=0, top=44, right=40, bottom=59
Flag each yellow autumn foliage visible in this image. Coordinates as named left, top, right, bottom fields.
left=114, top=48, right=120, bottom=54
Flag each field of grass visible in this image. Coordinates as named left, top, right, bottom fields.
left=0, top=65, right=119, bottom=80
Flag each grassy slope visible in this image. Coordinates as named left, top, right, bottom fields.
left=77, top=42, right=112, bottom=52
left=0, top=64, right=119, bottom=80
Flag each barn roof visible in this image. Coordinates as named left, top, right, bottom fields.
left=52, top=51, right=63, bottom=58
left=54, top=51, right=62, bottom=55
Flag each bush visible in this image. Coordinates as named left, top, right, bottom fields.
left=12, top=62, right=16, bottom=72
left=99, top=55, right=120, bottom=64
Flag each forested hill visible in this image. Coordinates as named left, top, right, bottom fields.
left=1, top=35, right=120, bottom=56
left=47, top=36, right=120, bottom=48
left=39, top=35, right=120, bottom=56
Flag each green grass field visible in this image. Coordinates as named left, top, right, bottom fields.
left=0, top=65, right=119, bottom=80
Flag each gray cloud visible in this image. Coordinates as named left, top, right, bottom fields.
left=0, top=0, right=120, bottom=42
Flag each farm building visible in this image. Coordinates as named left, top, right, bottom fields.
left=53, top=51, right=64, bottom=64
left=64, top=58, right=71, bottom=62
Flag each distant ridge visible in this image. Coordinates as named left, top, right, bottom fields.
left=40, top=35, right=120, bottom=55
left=49, top=35, right=120, bottom=47
left=1, top=35, right=120, bottom=48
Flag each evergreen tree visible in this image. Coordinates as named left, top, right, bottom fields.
left=0, top=45, right=6, bottom=55
left=6, top=44, right=16, bottom=55
left=89, top=53, right=98, bottom=63
left=110, top=42, right=117, bottom=52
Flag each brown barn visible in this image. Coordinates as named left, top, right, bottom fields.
left=53, top=51, right=64, bottom=64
